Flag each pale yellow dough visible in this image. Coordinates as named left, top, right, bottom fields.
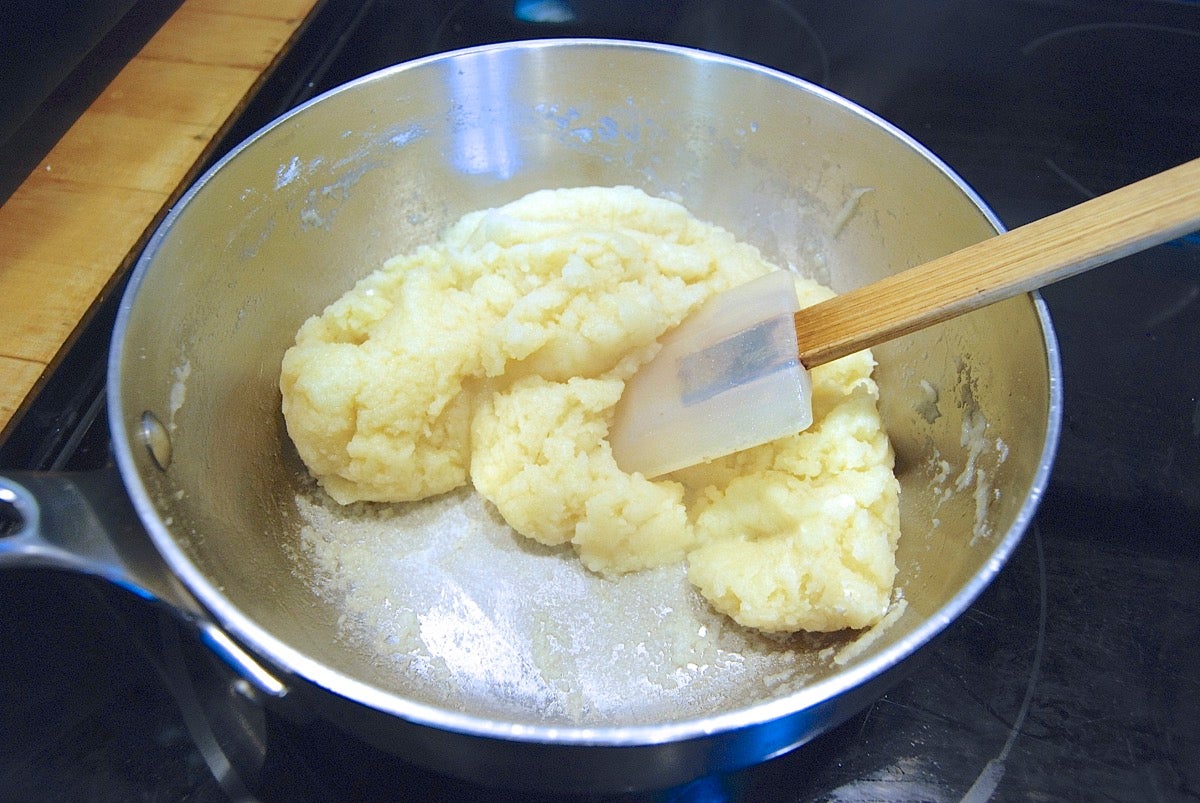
left=280, top=186, right=900, bottom=633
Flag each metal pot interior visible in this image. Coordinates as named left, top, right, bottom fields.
left=111, top=40, right=1058, bottom=740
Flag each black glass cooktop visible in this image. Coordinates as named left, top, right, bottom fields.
left=2, top=1, right=1198, bottom=800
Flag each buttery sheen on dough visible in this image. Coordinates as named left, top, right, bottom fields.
left=280, top=186, right=900, bottom=633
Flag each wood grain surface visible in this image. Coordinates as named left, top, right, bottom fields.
left=0, top=0, right=322, bottom=438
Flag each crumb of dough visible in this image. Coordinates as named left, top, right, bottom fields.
left=280, top=186, right=900, bottom=633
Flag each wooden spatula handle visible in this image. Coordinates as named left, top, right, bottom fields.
left=795, top=157, right=1200, bottom=368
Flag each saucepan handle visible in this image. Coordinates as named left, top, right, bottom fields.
left=0, top=469, right=287, bottom=699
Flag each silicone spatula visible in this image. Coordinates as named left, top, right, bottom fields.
left=609, top=157, right=1200, bottom=478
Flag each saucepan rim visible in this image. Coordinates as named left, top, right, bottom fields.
left=107, top=37, right=1062, bottom=748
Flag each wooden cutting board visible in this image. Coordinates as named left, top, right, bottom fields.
left=0, top=0, right=323, bottom=439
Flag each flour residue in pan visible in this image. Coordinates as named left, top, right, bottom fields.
left=293, top=487, right=860, bottom=726
left=920, top=360, right=1010, bottom=544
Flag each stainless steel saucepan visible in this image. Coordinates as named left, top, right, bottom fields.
left=0, top=40, right=1060, bottom=792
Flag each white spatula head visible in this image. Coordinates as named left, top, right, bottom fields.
left=609, top=270, right=812, bottom=478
